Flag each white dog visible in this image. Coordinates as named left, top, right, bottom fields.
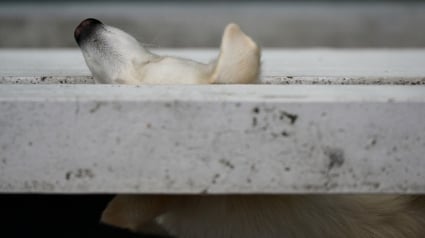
left=75, top=19, right=425, bottom=238
left=74, top=18, right=260, bottom=85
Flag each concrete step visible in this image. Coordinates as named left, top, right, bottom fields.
left=1, top=48, right=425, bottom=85
left=1, top=84, right=424, bottom=194
left=1, top=48, right=425, bottom=194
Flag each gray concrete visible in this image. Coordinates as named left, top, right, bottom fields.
left=1, top=49, right=425, bottom=85
left=1, top=48, right=425, bottom=194
left=1, top=84, right=425, bottom=194
left=1, top=3, right=425, bottom=47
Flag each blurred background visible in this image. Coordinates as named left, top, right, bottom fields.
left=0, top=0, right=424, bottom=48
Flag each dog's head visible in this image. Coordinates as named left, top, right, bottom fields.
left=75, top=18, right=261, bottom=85
left=74, top=18, right=151, bottom=83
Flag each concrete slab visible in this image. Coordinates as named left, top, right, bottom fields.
left=1, top=49, right=425, bottom=85
left=1, top=84, right=425, bottom=194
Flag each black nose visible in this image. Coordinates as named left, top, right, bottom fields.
left=74, top=18, right=102, bottom=45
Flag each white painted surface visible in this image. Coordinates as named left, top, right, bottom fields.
left=1, top=49, right=425, bottom=85
left=1, top=85, right=425, bottom=194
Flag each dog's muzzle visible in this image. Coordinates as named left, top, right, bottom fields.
left=74, top=18, right=102, bottom=45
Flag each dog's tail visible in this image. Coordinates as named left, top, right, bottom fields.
left=210, top=23, right=261, bottom=84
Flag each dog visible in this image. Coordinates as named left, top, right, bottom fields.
left=74, top=18, right=260, bottom=85
left=75, top=19, right=425, bottom=238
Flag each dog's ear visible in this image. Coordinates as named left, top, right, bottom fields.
left=101, top=195, right=169, bottom=235
left=210, top=23, right=261, bottom=84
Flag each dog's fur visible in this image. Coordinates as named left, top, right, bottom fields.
left=102, top=195, right=425, bottom=238
left=74, top=18, right=260, bottom=85
left=75, top=19, right=425, bottom=238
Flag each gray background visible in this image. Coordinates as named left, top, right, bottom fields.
left=1, top=1, right=425, bottom=48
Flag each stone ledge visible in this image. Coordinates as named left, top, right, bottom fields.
left=1, top=49, right=425, bottom=85
left=1, top=84, right=424, bottom=194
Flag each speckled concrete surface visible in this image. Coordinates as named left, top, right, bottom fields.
left=1, top=48, right=425, bottom=193
left=1, top=49, right=425, bottom=85
left=1, top=84, right=425, bottom=193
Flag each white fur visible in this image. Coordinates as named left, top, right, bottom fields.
left=79, top=23, right=260, bottom=84
left=102, top=195, right=425, bottom=238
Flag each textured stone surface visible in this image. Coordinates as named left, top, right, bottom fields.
left=1, top=84, right=425, bottom=193
left=1, top=49, right=425, bottom=85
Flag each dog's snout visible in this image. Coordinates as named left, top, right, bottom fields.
left=74, top=18, right=102, bottom=45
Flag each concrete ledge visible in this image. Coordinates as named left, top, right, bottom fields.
left=1, top=49, right=425, bottom=85
left=1, top=84, right=425, bottom=194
